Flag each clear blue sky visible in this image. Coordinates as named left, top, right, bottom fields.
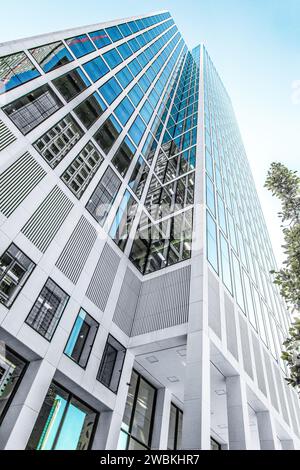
left=1, top=0, right=299, bottom=264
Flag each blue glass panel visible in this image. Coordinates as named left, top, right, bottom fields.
left=30, top=42, right=73, bottom=73
left=128, top=59, right=142, bottom=76
left=128, top=116, right=147, bottom=146
left=206, top=175, right=216, bottom=216
left=116, top=67, right=133, bottom=88
left=127, top=37, right=140, bottom=53
left=65, top=311, right=85, bottom=358
left=207, top=210, right=218, bottom=273
left=103, top=49, right=123, bottom=69
left=0, top=52, right=40, bottom=94
left=114, top=97, right=134, bottom=126
left=127, top=21, right=139, bottom=33
left=118, top=23, right=132, bottom=37
left=83, top=57, right=109, bottom=82
left=99, top=77, right=122, bottom=104
left=66, top=34, right=96, bottom=58
left=128, top=84, right=143, bottom=106
left=138, top=75, right=151, bottom=93
left=89, top=29, right=112, bottom=49
left=54, top=403, right=86, bottom=450
left=140, top=100, right=153, bottom=124
left=117, top=43, right=132, bottom=60
left=106, top=26, right=123, bottom=42
left=37, top=394, right=68, bottom=450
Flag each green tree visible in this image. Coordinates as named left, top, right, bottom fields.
left=265, top=162, right=300, bottom=389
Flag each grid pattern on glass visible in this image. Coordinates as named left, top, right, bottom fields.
left=0, top=244, right=35, bottom=308
left=118, top=370, right=156, bottom=450
left=0, top=52, right=40, bottom=94
left=86, top=166, right=121, bottom=226
left=73, top=92, right=106, bottom=129
left=66, top=34, right=95, bottom=58
left=29, top=41, right=74, bottom=73
left=167, top=403, right=183, bottom=450
left=34, top=114, right=84, bottom=169
left=26, top=382, right=98, bottom=450
left=110, top=190, right=138, bottom=251
left=97, top=335, right=126, bottom=393
left=3, top=84, right=63, bottom=135
left=129, top=156, right=150, bottom=199
left=64, top=309, right=99, bottom=368
left=52, top=67, right=90, bottom=102
left=25, top=278, right=69, bottom=341
left=61, top=141, right=104, bottom=199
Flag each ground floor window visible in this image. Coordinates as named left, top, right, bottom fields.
left=0, top=344, right=27, bottom=424
left=211, top=437, right=222, bottom=450
left=26, top=382, right=98, bottom=450
left=168, top=403, right=183, bottom=450
left=118, top=370, right=156, bottom=450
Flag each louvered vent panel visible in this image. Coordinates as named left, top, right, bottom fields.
left=251, top=332, right=267, bottom=396
left=21, top=186, right=73, bottom=252
left=0, top=119, right=16, bottom=151
left=0, top=152, right=46, bottom=217
left=86, top=243, right=120, bottom=312
left=56, top=216, right=97, bottom=284
left=113, top=268, right=141, bottom=336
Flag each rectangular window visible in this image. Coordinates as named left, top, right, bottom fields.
left=86, top=166, right=121, bottom=226
left=0, top=244, right=35, bottom=308
left=217, top=194, right=227, bottom=235
left=26, top=382, right=98, bottom=450
left=128, top=116, right=147, bottom=146
left=34, top=114, right=84, bottom=168
left=110, top=190, right=138, bottom=251
left=118, top=23, right=132, bottom=37
left=206, top=174, right=216, bottom=216
left=117, top=43, right=132, bottom=60
left=220, top=233, right=233, bottom=294
left=128, top=83, right=144, bottom=106
left=0, top=346, right=27, bottom=424
left=0, top=52, right=40, bottom=94
left=66, top=34, right=96, bottom=58
left=232, top=252, right=245, bottom=312
left=29, top=41, right=73, bottom=73
left=97, top=335, right=126, bottom=393
left=103, top=49, right=123, bottom=69
left=93, top=116, right=122, bottom=154
left=64, top=309, right=99, bottom=368
left=252, top=288, right=268, bottom=345
left=114, top=97, right=134, bottom=126
left=167, top=404, right=183, bottom=450
left=52, top=67, right=90, bottom=102
left=116, top=67, right=134, bottom=89
left=111, top=137, right=136, bottom=177
left=83, top=57, right=109, bottom=82
left=3, top=84, right=63, bottom=135
left=129, top=156, right=150, bottom=199
left=242, top=271, right=257, bottom=330
left=206, top=211, right=218, bottom=273
left=74, top=92, right=106, bottom=129
left=118, top=370, right=156, bottom=450
left=99, top=76, right=122, bottom=105
left=89, top=29, right=111, bottom=49
left=26, top=278, right=69, bottom=341
left=61, top=141, right=104, bottom=199
left=106, top=26, right=123, bottom=42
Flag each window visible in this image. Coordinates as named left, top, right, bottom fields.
left=66, top=34, right=95, bottom=58
left=34, top=114, right=84, bottom=168
left=220, top=233, right=232, bottom=294
left=168, top=404, right=183, bottom=450
left=26, top=382, right=98, bottom=450
left=29, top=41, right=73, bottom=73
left=103, top=49, right=123, bottom=69
left=116, top=66, right=133, bottom=88
left=206, top=210, right=218, bottom=273
left=206, top=174, right=216, bottom=216
left=0, top=346, right=27, bottom=424
left=64, top=309, right=99, bottom=368
left=114, top=97, right=135, bottom=126
left=117, top=43, right=132, bottom=60
left=118, top=370, right=156, bottom=450
left=83, top=57, right=109, bottom=82
left=99, top=77, right=122, bottom=105
left=89, top=29, right=111, bottom=49
left=97, top=335, right=126, bottom=393
left=106, top=26, right=123, bottom=42
left=93, top=116, right=122, bottom=154
left=128, top=84, right=144, bottom=106
left=128, top=116, right=147, bottom=146
left=243, top=271, right=257, bottom=330
left=52, top=67, right=90, bottom=102
left=26, top=278, right=69, bottom=341
left=252, top=288, right=268, bottom=345
left=0, top=52, right=40, bottom=94
left=0, top=244, right=35, bottom=308
left=232, top=253, right=245, bottom=312
left=86, top=166, right=121, bottom=226
left=118, top=23, right=132, bottom=37
left=111, top=137, right=136, bottom=177
left=3, top=84, right=63, bottom=135
left=110, top=190, right=138, bottom=251
left=74, top=92, right=106, bottom=129
left=61, top=141, right=104, bottom=199
left=129, top=156, right=150, bottom=199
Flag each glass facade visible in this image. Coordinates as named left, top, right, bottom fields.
left=97, top=335, right=126, bottom=393
left=0, top=52, right=40, bottom=94
left=167, top=403, right=183, bottom=450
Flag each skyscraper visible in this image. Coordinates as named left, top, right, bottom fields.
left=0, top=10, right=299, bottom=451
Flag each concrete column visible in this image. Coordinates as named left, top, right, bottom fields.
left=0, top=359, right=55, bottom=450
left=226, top=375, right=251, bottom=450
left=182, top=330, right=211, bottom=450
left=104, top=350, right=135, bottom=450
left=151, top=387, right=172, bottom=450
left=281, top=440, right=295, bottom=450
left=256, top=410, right=280, bottom=450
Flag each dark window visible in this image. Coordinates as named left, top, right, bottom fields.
left=61, top=141, right=104, bottom=199
left=0, top=244, right=35, bottom=308
left=93, top=116, right=121, bottom=154
left=52, top=67, right=90, bottom=102
left=118, top=370, right=156, bottom=450
left=167, top=404, right=183, bottom=450
left=3, top=84, right=63, bottom=135
left=86, top=166, right=121, bottom=226
left=29, top=41, right=73, bottom=73
left=97, top=335, right=126, bottom=393
left=74, top=92, right=106, bottom=129
left=103, top=49, right=123, bottom=69
left=89, top=29, right=111, bottom=49
left=109, top=190, right=138, bottom=251
left=26, top=382, right=98, bottom=450
left=129, top=156, right=150, bottom=199
left=83, top=57, right=109, bottom=82
left=106, top=26, right=123, bottom=42
left=34, top=114, right=84, bottom=168
left=25, top=278, right=69, bottom=341
left=64, top=309, right=99, bottom=368
left=0, top=52, right=40, bottom=94
left=0, top=346, right=27, bottom=424
left=66, top=34, right=96, bottom=58
left=99, top=77, right=122, bottom=105
left=111, top=137, right=135, bottom=177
